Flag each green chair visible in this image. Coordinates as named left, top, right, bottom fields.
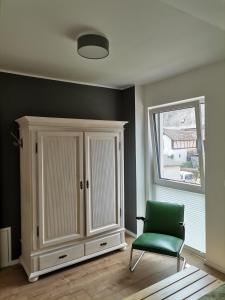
left=129, top=200, right=186, bottom=272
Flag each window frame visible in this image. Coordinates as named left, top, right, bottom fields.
left=149, top=98, right=205, bottom=194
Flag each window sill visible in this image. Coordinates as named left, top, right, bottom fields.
left=154, top=178, right=205, bottom=194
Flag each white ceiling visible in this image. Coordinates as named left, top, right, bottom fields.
left=0, top=0, right=225, bottom=89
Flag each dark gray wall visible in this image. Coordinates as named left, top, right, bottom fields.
left=0, top=72, right=137, bottom=259
left=121, top=87, right=137, bottom=234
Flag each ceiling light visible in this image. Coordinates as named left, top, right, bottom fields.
left=77, top=34, right=109, bottom=59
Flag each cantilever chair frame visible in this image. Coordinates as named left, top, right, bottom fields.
left=129, top=217, right=186, bottom=272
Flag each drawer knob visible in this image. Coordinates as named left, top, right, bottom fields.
left=58, top=254, right=68, bottom=259
left=100, top=242, right=107, bottom=246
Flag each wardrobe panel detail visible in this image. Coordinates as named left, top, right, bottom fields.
left=38, top=132, right=83, bottom=247
left=85, top=132, right=120, bottom=236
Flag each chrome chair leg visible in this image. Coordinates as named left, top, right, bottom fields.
left=129, top=247, right=133, bottom=270
left=181, top=256, right=186, bottom=270
left=177, top=255, right=186, bottom=272
left=177, top=255, right=180, bottom=272
left=129, top=248, right=145, bottom=272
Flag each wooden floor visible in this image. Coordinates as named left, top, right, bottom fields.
left=0, top=236, right=224, bottom=300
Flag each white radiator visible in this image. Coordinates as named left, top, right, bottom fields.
left=0, top=227, right=11, bottom=268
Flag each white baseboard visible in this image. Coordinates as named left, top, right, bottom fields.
left=183, top=244, right=205, bottom=259
left=0, top=227, right=19, bottom=268
left=125, top=229, right=137, bottom=238
left=0, top=227, right=12, bottom=268
left=8, top=259, right=19, bottom=266
left=205, top=259, right=225, bottom=274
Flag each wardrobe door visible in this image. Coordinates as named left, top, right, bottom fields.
left=85, top=132, right=121, bottom=236
left=37, top=131, right=84, bottom=248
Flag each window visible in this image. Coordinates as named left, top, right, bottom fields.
left=149, top=98, right=205, bottom=193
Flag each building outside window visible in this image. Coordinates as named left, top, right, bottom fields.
left=149, top=97, right=205, bottom=194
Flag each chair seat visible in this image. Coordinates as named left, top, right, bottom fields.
left=132, top=232, right=184, bottom=257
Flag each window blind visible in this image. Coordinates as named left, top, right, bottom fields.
left=154, top=184, right=205, bottom=253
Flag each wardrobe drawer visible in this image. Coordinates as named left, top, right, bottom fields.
left=39, top=244, right=84, bottom=270
left=85, top=233, right=121, bottom=256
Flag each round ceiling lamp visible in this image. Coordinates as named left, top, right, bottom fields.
left=77, top=34, right=109, bottom=59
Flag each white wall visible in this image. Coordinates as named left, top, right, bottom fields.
left=135, top=86, right=146, bottom=235
left=142, top=60, right=225, bottom=272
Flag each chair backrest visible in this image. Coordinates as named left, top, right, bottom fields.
left=143, top=200, right=184, bottom=239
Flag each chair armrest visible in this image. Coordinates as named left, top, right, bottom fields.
left=136, top=217, right=146, bottom=222
left=179, top=222, right=185, bottom=239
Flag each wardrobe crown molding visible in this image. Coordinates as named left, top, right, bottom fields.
left=16, top=116, right=128, bottom=129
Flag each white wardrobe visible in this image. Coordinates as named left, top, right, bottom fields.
left=16, top=116, right=127, bottom=282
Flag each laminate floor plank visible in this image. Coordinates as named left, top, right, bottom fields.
left=0, top=236, right=224, bottom=300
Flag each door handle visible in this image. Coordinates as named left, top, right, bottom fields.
left=58, top=254, right=68, bottom=259
left=80, top=181, right=83, bottom=190
left=100, top=242, right=107, bottom=246
left=86, top=180, right=89, bottom=189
